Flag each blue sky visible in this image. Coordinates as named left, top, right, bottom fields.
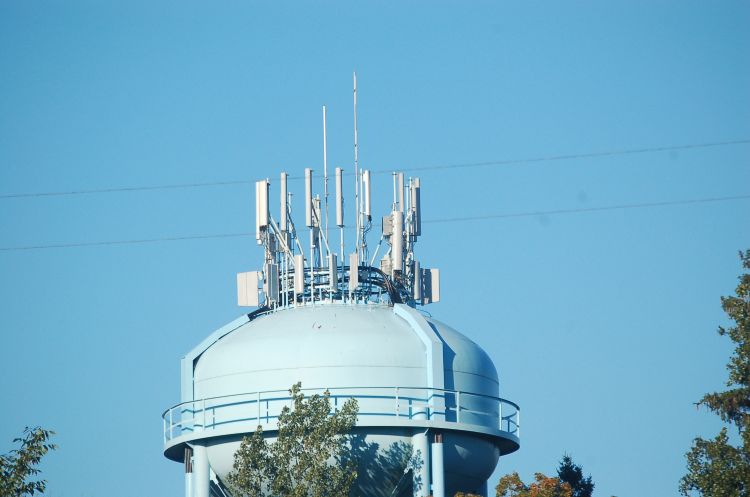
left=1, top=2, right=749, bottom=496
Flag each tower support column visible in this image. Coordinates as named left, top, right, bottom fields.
left=412, top=430, right=430, bottom=497
left=431, top=432, right=445, bottom=497
left=192, top=443, right=210, bottom=497
left=478, top=480, right=489, bottom=497
left=184, top=447, right=193, bottom=497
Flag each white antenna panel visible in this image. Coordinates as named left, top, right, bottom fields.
left=397, top=172, right=404, bottom=212
left=280, top=172, right=288, bottom=231
left=410, top=177, right=421, bottom=236
left=430, top=268, right=440, bottom=303
left=264, top=263, right=279, bottom=303
left=255, top=180, right=269, bottom=244
left=304, top=168, right=313, bottom=227
left=294, top=254, right=305, bottom=294
left=328, top=253, right=337, bottom=290
left=335, top=167, right=344, bottom=227
left=413, top=260, right=422, bottom=301
left=422, top=268, right=440, bottom=304
left=382, top=215, right=393, bottom=236
left=391, top=211, right=403, bottom=272
left=349, top=252, right=359, bottom=291
left=237, top=271, right=260, bottom=307
left=363, top=170, right=371, bottom=218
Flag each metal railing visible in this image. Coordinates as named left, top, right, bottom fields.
left=162, top=386, right=519, bottom=443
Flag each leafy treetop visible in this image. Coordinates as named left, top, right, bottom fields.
left=680, top=250, right=750, bottom=497
left=227, top=382, right=359, bottom=497
left=496, top=472, right=573, bottom=497
left=0, top=427, right=57, bottom=497
left=557, top=454, right=594, bottom=497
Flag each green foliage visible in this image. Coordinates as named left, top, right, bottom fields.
left=681, top=428, right=748, bottom=497
left=680, top=250, right=750, bottom=497
left=0, top=427, right=57, bottom=496
left=557, top=455, right=594, bottom=497
left=227, top=382, right=359, bottom=497
left=496, top=472, right=572, bottom=497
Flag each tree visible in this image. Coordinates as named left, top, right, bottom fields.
left=496, top=472, right=572, bottom=497
left=557, top=455, right=594, bottom=497
left=0, top=426, right=57, bottom=496
left=680, top=250, right=750, bottom=497
left=227, top=382, right=359, bottom=497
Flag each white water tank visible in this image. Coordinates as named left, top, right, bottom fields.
left=163, top=302, right=519, bottom=497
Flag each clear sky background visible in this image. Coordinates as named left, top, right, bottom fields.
left=1, top=2, right=749, bottom=497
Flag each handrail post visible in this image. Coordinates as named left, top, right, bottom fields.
left=169, top=409, right=173, bottom=439
left=456, top=391, right=461, bottom=424
left=395, top=387, right=399, bottom=418
left=499, top=400, right=503, bottom=431
left=257, top=392, right=261, bottom=423
left=517, top=409, right=521, bottom=437
left=163, top=415, right=167, bottom=443
left=202, top=398, right=206, bottom=430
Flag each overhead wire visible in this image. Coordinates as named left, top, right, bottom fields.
left=1, top=138, right=748, bottom=199
left=2, top=193, right=748, bottom=252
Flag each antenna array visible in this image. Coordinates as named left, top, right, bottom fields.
left=237, top=166, right=439, bottom=309
left=236, top=76, right=439, bottom=309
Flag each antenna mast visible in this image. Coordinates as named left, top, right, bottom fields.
left=353, top=72, right=360, bottom=261
left=323, top=105, right=329, bottom=253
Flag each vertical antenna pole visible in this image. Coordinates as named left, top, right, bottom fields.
left=353, top=72, right=360, bottom=261
left=335, top=167, right=345, bottom=296
left=280, top=172, right=288, bottom=231
left=323, top=105, right=329, bottom=257
left=305, top=168, right=314, bottom=304
left=280, top=172, right=288, bottom=307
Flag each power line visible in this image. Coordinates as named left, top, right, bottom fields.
left=0, top=233, right=251, bottom=251
left=393, top=138, right=750, bottom=174
left=421, top=194, right=750, bottom=224
left=2, top=138, right=748, bottom=200
left=2, top=193, right=747, bottom=252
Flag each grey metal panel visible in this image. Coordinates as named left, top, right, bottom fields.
left=264, top=263, right=279, bottom=303
left=411, top=177, right=421, bottom=236
left=392, top=211, right=403, bottom=272
left=328, top=254, right=338, bottom=290
left=236, top=271, right=259, bottom=307
left=382, top=215, right=393, bottom=236
left=422, top=268, right=440, bottom=304
left=413, top=260, right=422, bottom=301
left=349, top=252, right=359, bottom=290
left=294, top=254, right=305, bottom=294
left=430, top=269, right=440, bottom=303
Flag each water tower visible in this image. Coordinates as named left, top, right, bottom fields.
left=161, top=85, right=520, bottom=497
